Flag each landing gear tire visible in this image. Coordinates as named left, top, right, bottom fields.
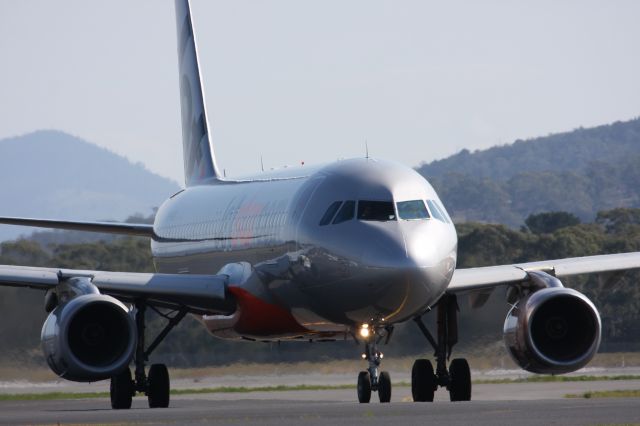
left=147, top=364, right=170, bottom=408
left=448, top=358, right=471, bottom=401
left=110, top=367, right=133, bottom=410
left=378, top=371, right=392, bottom=403
left=411, top=359, right=436, bottom=402
left=357, top=371, right=372, bottom=403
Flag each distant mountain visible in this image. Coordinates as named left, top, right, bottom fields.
left=0, top=131, right=180, bottom=241
left=416, top=118, right=640, bottom=226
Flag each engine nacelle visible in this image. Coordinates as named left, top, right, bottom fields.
left=503, top=287, right=601, bottom=374
left=41, top=293, right=136, bottom=382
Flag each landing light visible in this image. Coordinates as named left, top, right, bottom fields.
left=359, top=324, right=370, bottom=338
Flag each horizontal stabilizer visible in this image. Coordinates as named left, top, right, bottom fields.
left=0, top=216, right=154, bottom=238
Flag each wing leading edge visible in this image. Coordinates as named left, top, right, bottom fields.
left=448, top=251, right=640, bottom=293
left=0, top=264, right=235, bottom=315
left=0, top=216, right=154, bottom=237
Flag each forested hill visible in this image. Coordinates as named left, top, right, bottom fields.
left=419, top=118, right=640, bottom=180
left=416, top=118, right=640, bottom=226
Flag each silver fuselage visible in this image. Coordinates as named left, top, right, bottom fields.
left=152, top=158, right=457, bottom=337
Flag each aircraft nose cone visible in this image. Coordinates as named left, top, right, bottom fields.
left=402, top=220, right=456, bottom=268
left=359, top=221, right=444, bottom=270
left=404, top=229, right=439, bottom=268
left=359, top=223, right=408, bottom=269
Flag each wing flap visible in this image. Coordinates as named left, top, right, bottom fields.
left=0, top=265, right=234, bottom=315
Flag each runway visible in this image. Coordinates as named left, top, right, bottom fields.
left=1, top=383, right=639, bottom=426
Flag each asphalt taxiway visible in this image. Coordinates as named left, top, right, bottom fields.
left=1, top=382, right=639, bottom=426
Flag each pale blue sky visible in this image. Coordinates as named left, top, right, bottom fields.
left=1, top=0, right=639, bottom=184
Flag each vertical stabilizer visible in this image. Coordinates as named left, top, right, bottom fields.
left=175, top=0, right=221, bottom=185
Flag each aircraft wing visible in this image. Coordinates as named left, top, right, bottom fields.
left=0, top=216, right=154, bottom=237
left=0, top=265, right=235, bottom=315
left=447, top=251, right=640, bottom=293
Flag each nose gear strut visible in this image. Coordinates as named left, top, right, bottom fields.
left=356, top=325, right=392, bottom=403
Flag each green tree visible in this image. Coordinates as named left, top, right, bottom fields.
left=524, top=211, right=581, bottom=234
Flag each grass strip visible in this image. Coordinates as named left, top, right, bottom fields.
left=565, top=389, right=640, bottom=399
left=475, top=375, right=640, bottom=384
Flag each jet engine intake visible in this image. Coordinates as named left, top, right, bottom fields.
left=503, top=287, right=601, bottom=374
left=41, top=293, right=136, bottom=382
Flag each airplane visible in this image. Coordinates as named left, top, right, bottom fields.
left=2, top=0, right=640, bottom=410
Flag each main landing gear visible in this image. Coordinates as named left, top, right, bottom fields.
left=412, top=294, right=471, bottom=402
left=110, top=301, right=187, bottom=409
left=356, top=325, right=393, bottom=403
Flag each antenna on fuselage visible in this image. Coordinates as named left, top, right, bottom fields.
left=260, top=156, right=264, bottom=172
left=365, top=140, right=369, bottom=159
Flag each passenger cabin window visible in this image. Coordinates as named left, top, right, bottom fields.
left=319, top=201, right=342, bottom=226
left=358, top=201, right=396, bottom=221
left=397, top=200, right=430, bottom=220
left=426, top=199, right=449, bottom=223
left=333, top=200, right=356, bottom=224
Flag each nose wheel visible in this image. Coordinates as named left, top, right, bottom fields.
left=357, top=371, right=372, bottom=403
left=356, top=326, right=392, bottom=403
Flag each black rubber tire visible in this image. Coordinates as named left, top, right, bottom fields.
left=378, top=371, right=392, bottom=403
left=147, top=364, right=170, bottom=408
left=448, top=358, right=471, bottom=401
left=411, top=359, right=436, bottom=402
left=110, top=367, right=133, bottom=410
left=357, top=371, right=372, bottom=403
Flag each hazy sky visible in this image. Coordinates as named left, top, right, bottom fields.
left=1, top=0, right=639, bottom=184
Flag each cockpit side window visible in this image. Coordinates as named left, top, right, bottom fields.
left=319, top=201, right=342, bottom=226
left=397, top=200, right=430, bottom=220
left=333, top=200, right=356, bottom=224
left=437, top=200, right=452, bottom=223
left=426, top=199, right=450, bottom=223
left=357, top=201, right=396, bottom=221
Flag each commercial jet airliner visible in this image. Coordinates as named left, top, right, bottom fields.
left=2, top=0, right=640, bottom=409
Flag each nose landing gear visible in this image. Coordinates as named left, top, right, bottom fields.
left=412, top=294, right=471, bottom=402
left=356, top=326, right=392, bottom=403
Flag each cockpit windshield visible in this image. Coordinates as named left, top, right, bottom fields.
left=358, top=201, right=396, bottom=221
left=397, top=200, right=430, bottom=220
